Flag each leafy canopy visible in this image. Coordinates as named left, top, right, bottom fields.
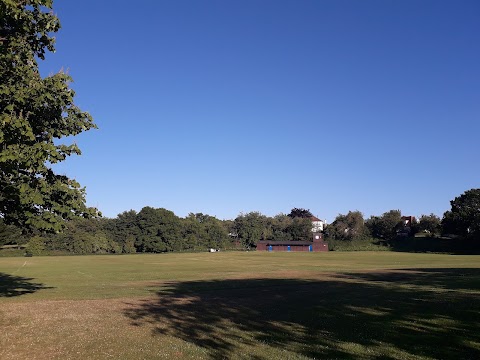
left=442, top=189, right=480, bottom=238
left=327, top=211, right=368, bottom=241
left=288, top=208, right=313, bottom=219
left=365, top=210, right=403, bottom=241
left=0, top=0, right=99, bottom=232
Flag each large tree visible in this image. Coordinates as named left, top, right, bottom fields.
left=285, top=217, right=312, bottom=241
left=442, top=189, right=480, bottom=238
left=326, top=211, right=368, bottom=241
left=417, top=213, right=441, bottom=236
left=287, top=208, right=313, bottom=219
left=0, top=0, right=98, bottom=232
left=136, top=207, right=182, bottom=253
left=365, top=210, right=403, bottom=241
left=104, top=210, right=140, bottom=252
left=234, top=212, right=267, bottom=249
left=181, top=213, right=230, bottom=250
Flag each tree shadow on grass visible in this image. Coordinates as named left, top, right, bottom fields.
left=0, top=272, right=52, bottom=297
left=124, top=268, right=480, bottom=359
left=388, top=237, right=480, bottom=254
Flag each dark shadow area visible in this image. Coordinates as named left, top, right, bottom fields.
left=124, top=268, right=480, bottom=359
left=0, top=272, right=52, bottom=297
left=389, top=237, right=480, bottom=254
left=339, top=268, right=480, bottom=292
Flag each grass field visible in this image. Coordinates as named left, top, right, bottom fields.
left=1, top=252, right=480, bottom=359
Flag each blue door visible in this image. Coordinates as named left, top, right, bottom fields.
left=287, top=245, right=291, bottom=252
left=309, top=245, right=313, bottom=252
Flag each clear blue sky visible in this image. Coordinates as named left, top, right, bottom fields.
left=41, top=0, right=480, bottom=221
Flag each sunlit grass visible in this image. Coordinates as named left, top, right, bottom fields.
left=1, top=252, right=479, bottom=359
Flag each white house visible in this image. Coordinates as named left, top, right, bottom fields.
left=310, top=216, right=326, bottom=232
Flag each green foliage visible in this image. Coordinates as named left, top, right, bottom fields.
left=328, top=237, right=390, bottom=251
left=0, top=219, right=23, bottom=246
left=326, top=211, right=368, bottom=241
left=41, top=218, right=119, bottom=254
left=286, top=217, right=312, bottom=241
left=234, top=212, right=267, bottom=248
left=269, top=214, right=293, bottom=241
left=417, top=213, right=441, bottom=236
left=0, top=0, right=99, bottom=232
left=366, top=210, right=403, bottom=241
left=234, top=211, right=312, bottom=247
left=179, top=214, right=233, bottom=251
left=136, top=207, right=183, bottom=252
left=30, top=207, right=235, bottom=256
left=25, top=235, right=45, bottom=256
left=104, top=210, right=140, bottom=251
left=287, top=208, right=313, bottom=218
left=198, top=215, right=230, bottom=249
left=2, top=204, right=316, bottom=255
left=122, top=235, right=136, bottom=254
left=442, top=189, right=480, bottom=239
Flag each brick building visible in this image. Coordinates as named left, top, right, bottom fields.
left=256, top=233, right=328, bottom=252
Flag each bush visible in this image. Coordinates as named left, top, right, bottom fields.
left=328, top=238, right=391, bottom=251
left=25, top=236, right=46, bottom=256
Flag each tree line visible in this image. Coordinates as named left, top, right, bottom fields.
left=1, top=189, right=479, bottom=255
left=326, top=189, right=480, bottom=243
left=0, top=208, right=313, bottom=255
left=325, top=210, right=440, bottom=242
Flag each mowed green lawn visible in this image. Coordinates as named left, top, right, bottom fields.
left=1, top=252, right=480, bottom=359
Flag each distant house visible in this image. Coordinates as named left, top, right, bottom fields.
left=256, top=233, right=328, bottom=252
left=310, top=216, right=326, bottom=232
left=402, top=216, right=416, bottom=227
left=397, top=216, right=417, bottom=236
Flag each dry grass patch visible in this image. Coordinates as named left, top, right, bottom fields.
left=1, top=253, right=480, bottom=359
left=1, top=298, right=203, bottom=360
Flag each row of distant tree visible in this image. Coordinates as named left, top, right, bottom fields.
left=0, top=208, right=313, bottom=255
left=327, top=189, right=480, bottom=242
left=1, top=189, right=479, bottom=255
left=326, top=210, right=442, bottom=242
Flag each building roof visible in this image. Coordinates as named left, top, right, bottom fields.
left=310, top=216, right=322, bottom=222
left=257, top=241, right=315, bottom=246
